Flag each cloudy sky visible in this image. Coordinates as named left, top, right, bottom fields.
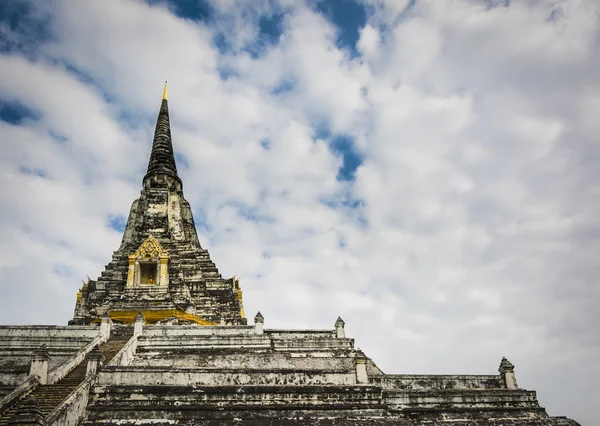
left=0, top=0, right=598, bottom=423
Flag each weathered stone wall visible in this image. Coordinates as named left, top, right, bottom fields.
left=98, top=368, right=357, bottom=386
left=131, top=350, right=355, bottom=370
left=383, top=388, right=541, bottom=409
left=371, top=374, right=503, bottom=390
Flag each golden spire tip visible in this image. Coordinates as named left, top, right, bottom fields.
left=162, top=81, right=168, bottom=101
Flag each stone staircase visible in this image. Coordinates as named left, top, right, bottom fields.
left=0, top=336, right=130, bottom=425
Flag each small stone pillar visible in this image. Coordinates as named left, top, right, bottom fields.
left=134, top=312, right=146, bottom=335
left=355, top=348, right=368, bottom=384
left=499, top=357, right=518, bottom=389
left=334, top=316, right=345, bottom=338
left=99, top=312, right=112, bottom=340
left=126, top=255, right=136, bottom=287
left=7, top=398, right=46, bottom=425
left=159, top=254, right=169, bottom=286
left=29, top=345, right=50, bottom=385
left=86, top=345, right=104, bottom=377
left=254, top=312, right=264, bottom=335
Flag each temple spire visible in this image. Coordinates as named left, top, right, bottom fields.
left=143, top=83, right=180, bottom=187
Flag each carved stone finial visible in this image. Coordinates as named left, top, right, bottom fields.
left=355, top=348, right=367, bottom=360
left=498, top=357, right=518, bottom=389
left=498, top=357, right=515, bottom=373
left=254, top=312, right=264, bottom=335
left=7, top=398, right=45, bottom=425
left=335, top=316, right=345, bottom=338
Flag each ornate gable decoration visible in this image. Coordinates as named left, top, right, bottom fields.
left=134, top=235, right=166, bottom=259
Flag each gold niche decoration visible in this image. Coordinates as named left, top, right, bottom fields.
left=126, top=235, right=169, bottom=287
left=134, top=235, right=166, bottom=259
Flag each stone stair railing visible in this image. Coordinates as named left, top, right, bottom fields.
left=106, top=333, right=139, bottom=367
left=47, top=334, right=107, bottom=385
left=0, top=376, right=38, bottom=417
left=45, top=376, right=95, bottom=426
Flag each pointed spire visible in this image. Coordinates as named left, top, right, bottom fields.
left=143, top=83, right=181, bottom=188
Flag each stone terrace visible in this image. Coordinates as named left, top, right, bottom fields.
left=79, top=318, right=576, bottom=425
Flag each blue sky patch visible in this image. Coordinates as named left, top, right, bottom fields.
left=0, top=100, right=41, bottom=124
left=52, top=263, right=72, bottom=277
left=216, top=64, right=237, bottom=81
left=175, top=153, right=189, bottom=169
left=0, top=1, right=53, bottom=55
left=19, top=166, right=48, bottom=178
left=60, top=61, right=97, bottom=87
left=260, top=139, right=272, bottom=150
left=329, top=134, right=363, bottom=181
left=213, top=33, right=233, bottom=55
left=107, top=214, right=127, bottom=233
left=312, top=123, right=331, bottom=141
left=193, top=208, right=213, bottom=234
left=244, top=13, right=285, bottom=59
left=146, top=0, right=213, bottom=22
left=48, top=131, right=68, bottom=144
left=320, top=195, right=363, bottom=210
left=226, top=201, right=274, bottom=223
left=260, top=13, right=285, bottom=45
left=315, top=0, right=368, bottom=57
left=271, top=79, right=296, bottom=95
left=547, top=6, right=564, bottom=22
left=484, top=0, right=511, bottom=9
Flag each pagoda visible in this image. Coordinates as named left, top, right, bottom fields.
left=70, top=83, right=245, bottom=327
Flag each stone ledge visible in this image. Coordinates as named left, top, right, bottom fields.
left=97, top=369, right=357, bottom=386
left=372, top=374, right=503, bottom=390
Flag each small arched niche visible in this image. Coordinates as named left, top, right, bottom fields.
left=126, top=235, right=169, bottom=287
